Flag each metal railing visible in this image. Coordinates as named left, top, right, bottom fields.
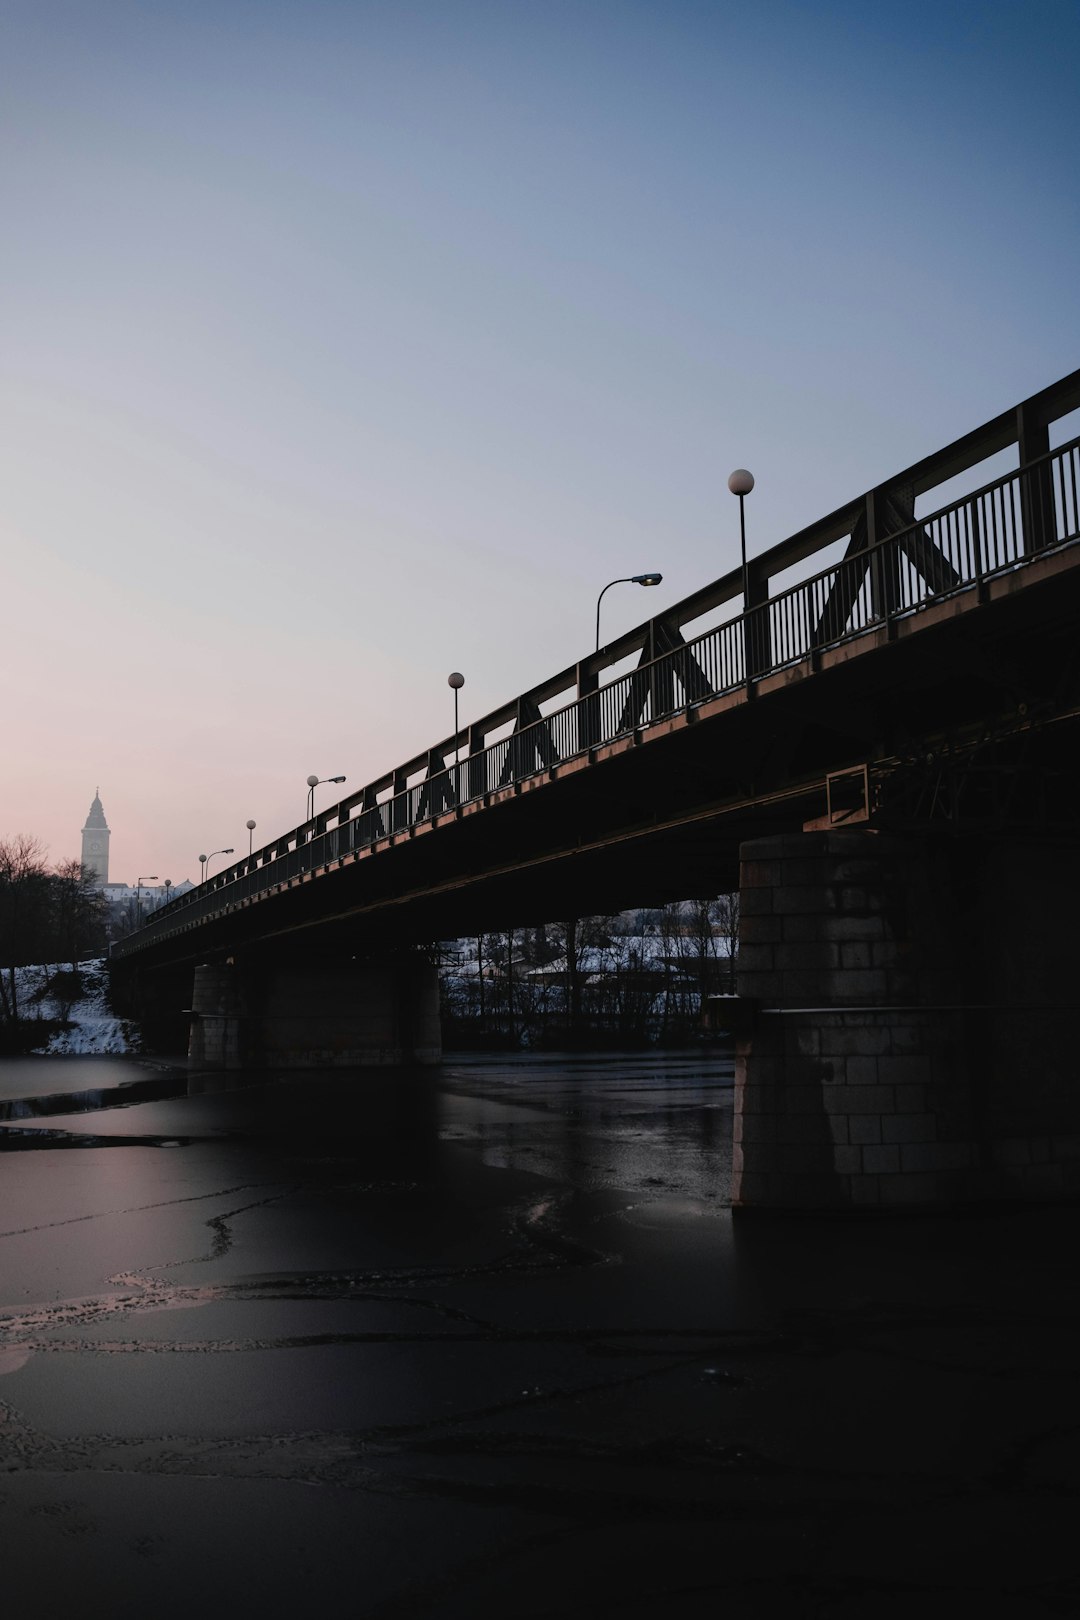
left=113, top=435, right=1080, bottom=959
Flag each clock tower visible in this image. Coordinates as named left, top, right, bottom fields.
left=81, top=789, right=110, bottom=885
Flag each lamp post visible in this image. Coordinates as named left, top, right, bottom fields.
left=448, top=672, right=464, bottom=801
left=727, top=469, right=755, bottom=606
left=306, top=774, right=346, bottom=822
left=595, top=573, right=663, bottom=652
left=202, top=848, right=234, bottom=883
left=728, top=469, right=755, bottom=679
left=135, top=875, right=158, bottom=927
left=246, top=819, right=257, bottom=857
left=163, top=878, right=172, bottom=909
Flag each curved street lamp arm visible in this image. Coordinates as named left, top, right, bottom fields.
left=595, top=578, right=634, bottom=652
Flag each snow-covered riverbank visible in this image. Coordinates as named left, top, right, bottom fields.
left=6, top=959, right=137, bottom=1054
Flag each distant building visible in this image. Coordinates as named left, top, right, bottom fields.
left=79, top=791, right=198, bottom=919
left=81, top=789, right=110, bottom=885
left=102, top=879, right=195, bottom=943
left=106, top=881, right=195, bottom=907
left=103, top=881, right=195, bottom=909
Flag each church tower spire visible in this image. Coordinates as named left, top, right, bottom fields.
left=81, top=789, right=110, bottom=885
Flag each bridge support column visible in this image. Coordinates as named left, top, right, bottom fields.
left=733, top=830, right=1080, bottom=1210
left=189, top=962, right=245, bottom=1070
left=188, top=953, right=441, bottom=1071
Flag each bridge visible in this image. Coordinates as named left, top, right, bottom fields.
left=113, top=369, right=1080, bottom=1211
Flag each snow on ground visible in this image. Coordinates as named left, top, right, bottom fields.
left=11, top=960, right=138, bottom=1055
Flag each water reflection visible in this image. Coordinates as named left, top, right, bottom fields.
left=437, top=1050, right=734, bottom=1200
left=0, top=1051, right=734, bottom=1203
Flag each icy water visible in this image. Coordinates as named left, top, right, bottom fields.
left=1, top=1049, right=1078, bottom=1618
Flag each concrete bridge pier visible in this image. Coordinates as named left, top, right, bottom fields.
left=188, top=951, right=441, bottom=1071
left=733, top=829, right=1080, bottom=1210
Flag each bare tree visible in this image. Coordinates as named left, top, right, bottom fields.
left=561, top=917, right=583, bottom=1030
left=714, top=891, right=740, bottom=993
left=439, top=892, right=742, bottom=1050
left=503, top=926, right=516, bottom=1046
left=0, top=836, right=51, bottom=1026
left=656, top=901, right=680, bottom=1037
left=0, top=842, right=110, bottom=1036
left=51, top=859, right=108, bottom=973
left=475, top=934, right=488, bottom=1032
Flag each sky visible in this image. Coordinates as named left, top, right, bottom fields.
left=2, top=0, right=1078, bottom=886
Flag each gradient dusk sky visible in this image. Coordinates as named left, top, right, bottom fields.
left=2, top=0, right=1078, bottom=885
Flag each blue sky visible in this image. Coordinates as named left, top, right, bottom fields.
left=1, top=0, right=1077, bottom=880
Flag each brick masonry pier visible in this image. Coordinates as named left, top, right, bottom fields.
left=733, top=830, right=1080, bottom=1209
left=188, top=953, right=441, bottom=1071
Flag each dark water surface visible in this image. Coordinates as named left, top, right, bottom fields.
left=1, top=1050, right=1077, bottom=1618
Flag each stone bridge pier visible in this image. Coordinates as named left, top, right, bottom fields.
left=733, top=829, right=1080, bottom=1209
left=187, top=950, right=441, bottom=1071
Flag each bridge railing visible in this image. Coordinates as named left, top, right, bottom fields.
left=113, top=433, right=1080, bottom=958
left=748, top=436, right=1080, bottom=674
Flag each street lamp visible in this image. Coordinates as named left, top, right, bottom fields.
left=448, top=672, right=464, bottom=801
left=135, top=875, right=158, bottom=927
left=728, top=468, right=755, bottom=679
left=595, top=573, right=663, bottom=651
left=201, top=848, right=234, bottom=883
left=307, top=774, right=346, bottom=821
left=727, top=469, right=755, bottom=608
left=246, top=819, right=257, bottom=856
left=163, top=878, right=172, bottom=908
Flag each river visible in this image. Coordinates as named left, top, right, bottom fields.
left=1, top=1048, right=1076, bottom=1616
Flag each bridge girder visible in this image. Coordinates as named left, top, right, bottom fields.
left=113, top=536, right=1080, bottom=983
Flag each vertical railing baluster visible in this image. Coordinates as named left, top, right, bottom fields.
left=970, top=495, right=985, bottom=599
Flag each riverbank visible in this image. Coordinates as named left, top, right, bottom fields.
left=0, top=960, right=136, bottom=1056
